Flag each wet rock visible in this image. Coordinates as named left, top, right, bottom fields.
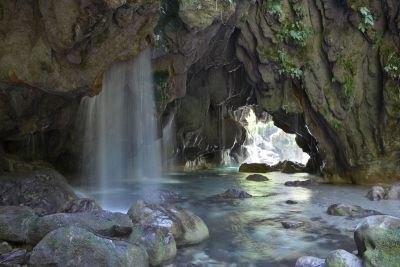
left=29, top=226, right=148, bottom=267
left=217, top=188, right=252, bottom=198
left=58, top=198, right=102, bottom=213
left=0, top=242, right=12, bottom=254
left=0, top=168, right=78, bottom=215
left=281, top=221, right=305, bottom=229
left=0, top=250, right=29, bottom=266
left=128, top=200, right=209, bottom=245
left=129, top=224, right=176, bottom=266
left=281, top=161, right=307, bottom=174
left=325, top=249, right=362, bottom=267
left=284, top=178, right=318, bottom=187
left=384, top=184, right=400, bottom=200
left=327, top=204, right=382, bottom=218
left=366, top=186, right=385, bottom=201
left=294, top=256, right=325, bottom=267
left=354, top=215, right=400, bottom=267
left=142, top=189, right=180, bottom=202
left=0, top=206, right=38, bottom=243
left=187, top=264, right=201, bottom=267
left=239, top=163, right=273, bottom=173
left=27, top=210, right=133, bottom=245
left=246, top=174, right=269, bottom=181
left=286, top=200, right=297, bottom=204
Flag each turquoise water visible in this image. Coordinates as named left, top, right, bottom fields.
left=74, top=168, right=400, bottom=266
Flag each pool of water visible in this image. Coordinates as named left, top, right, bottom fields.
left=72, top=168, right=400, bottom=267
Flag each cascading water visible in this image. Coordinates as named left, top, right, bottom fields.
left=78, top=49, right=161, bottom=210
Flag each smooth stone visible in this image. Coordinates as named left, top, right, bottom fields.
left=384, top=184, right=400, bottom=200
left=327, top=204, right=382, bottom=217
left=128, top=200, right=209, bottom=246
left=246, top=174, right=269, bottom=181
left=325, top=249, right=362, bottom=267
left=294, top=256, right=325, bottom=267
left=0, top=242, right=12, bottom=254
left=366, top=186, right=385, bottom=201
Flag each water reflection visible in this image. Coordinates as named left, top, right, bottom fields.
left=72, top=168, right=400, bottom=266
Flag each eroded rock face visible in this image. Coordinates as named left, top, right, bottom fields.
left=29, top=226, right=149, bottom=267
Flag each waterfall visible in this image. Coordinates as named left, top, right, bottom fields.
left=78, top=49, right=161, bottom=209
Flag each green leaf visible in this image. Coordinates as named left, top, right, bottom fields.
left=358, top=23, right=366, bottom=33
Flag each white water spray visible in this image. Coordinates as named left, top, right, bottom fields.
left=78, top=49, right=161, bottom=209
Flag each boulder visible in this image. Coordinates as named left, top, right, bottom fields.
left=239, top=163, right=273, bottom=173
left=217, top=188, right=252, bottom=198
left=142, top=189, right=180, bottom=202
left=294, top=256, right=325, bottom=267
left=384, top=184, right=400, bottom=200
left=327, top=204, right=382, bottom=218
left=354, top=215, right=400, bottom=267
left=129, top=224, right=176, bottom=266
left=27, top=210, right=133, bottom=245
left=0, top=206, right=38, bottom=243
left=366, top=186, right=385, bottom=201
left=284, top=178, right=318, bottom=187
left=128, top=200, right=209, bottom=245
left=246, top=174, right=269, bottom=181
left=281, top=221, right=305, bottom=229
left=0, top=168, right=78, bottom=215
left=325, top=249, right=362, bottom=267
left=58, top=198, right=102, bottom=213
left=281, top=161, right=307, bottom=174
left=29, top=226, right=148, bottom=267
left=0, top=242, right=12, bottom=254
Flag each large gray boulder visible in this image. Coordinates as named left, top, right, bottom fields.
left=384, top=184, right=400, bottom=200
left=366, top=186, right=385, bottom=201
left=128, top=200, right=209, bottom=245
left=0, top=206, right=38, bottom=243
left=0, top=168, right=78, bottom=215
left=29, top=226, right=149, bottom=267
left=129, top=224, right=176, bottom=266
left=28, top=210, right=133, bottom=244
left=354, top=215, right=400, bottom=267
left=325, top=249, right=362, bottom=267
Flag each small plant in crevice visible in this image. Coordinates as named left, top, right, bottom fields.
left=358, top=7, right=374, bottom=33
left=241, top=14, right=250, bottom=23
left=293, top=5, right=304, bottom=18
left=276, top=20, right=314, bottom=47
left=336, top=54, right=356, bottom=100
left=263, top=0, right=283, bottom=19
left=372, top=30, right=383, bottom=49
left=384, top=52, right=400, bottom=80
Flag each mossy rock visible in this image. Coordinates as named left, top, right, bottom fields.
left=354, top=215, right=400, bottom=267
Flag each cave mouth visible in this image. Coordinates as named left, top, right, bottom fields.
left=236, top=106, right=310, bottom=166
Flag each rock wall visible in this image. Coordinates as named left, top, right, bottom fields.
left=1, top=0, right=400, bottom=183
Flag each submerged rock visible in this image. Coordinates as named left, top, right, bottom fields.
left=142, top=189, right=180, bottom=202
left=354, top=215, right=400, bottom=267
left=384, top=184, right=400, bottom=200
left=239, top=163, right=273, bottom=173
left=27, top=210, right=133, bottom=244
left=0, top=249, right=29, bottom=266
left=281, top=221, right=304, bottom=229
left=284, top=178, right=318, bottom=187
left=29, top=226, right=148, bottom=267
left=294, top=256, right=325, bottom=267
left=217, top=188, right=252, bottom=198
left=0, top=206, right=38, bottom=243
left=128, top=200, right=209, bottom=245
left=366, top=186, right=385, bottom=201
left=58, top=198, right=102, bottom=213
left=286, top=200, right=298, bottom=204
left=325, top=249, right=362, bottom=267
left=129, top=224, right=176, bottom=266
left=246, top=174, right=269, bottom=181
left=0, top=168, right=78, bottom=215
left=327, top=204, right=382, bottom=218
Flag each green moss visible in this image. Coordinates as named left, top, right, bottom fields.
left=153, top=70, right=170, bottom=113
left=336, top=54, right=356, bottom=99
left=153, top=0, right=181, bottom=52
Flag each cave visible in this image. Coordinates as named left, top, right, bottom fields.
left=1, top=0, right=400, bottom=266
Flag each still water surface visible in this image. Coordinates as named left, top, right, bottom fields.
left=73, top=168, right=400, bottom=267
